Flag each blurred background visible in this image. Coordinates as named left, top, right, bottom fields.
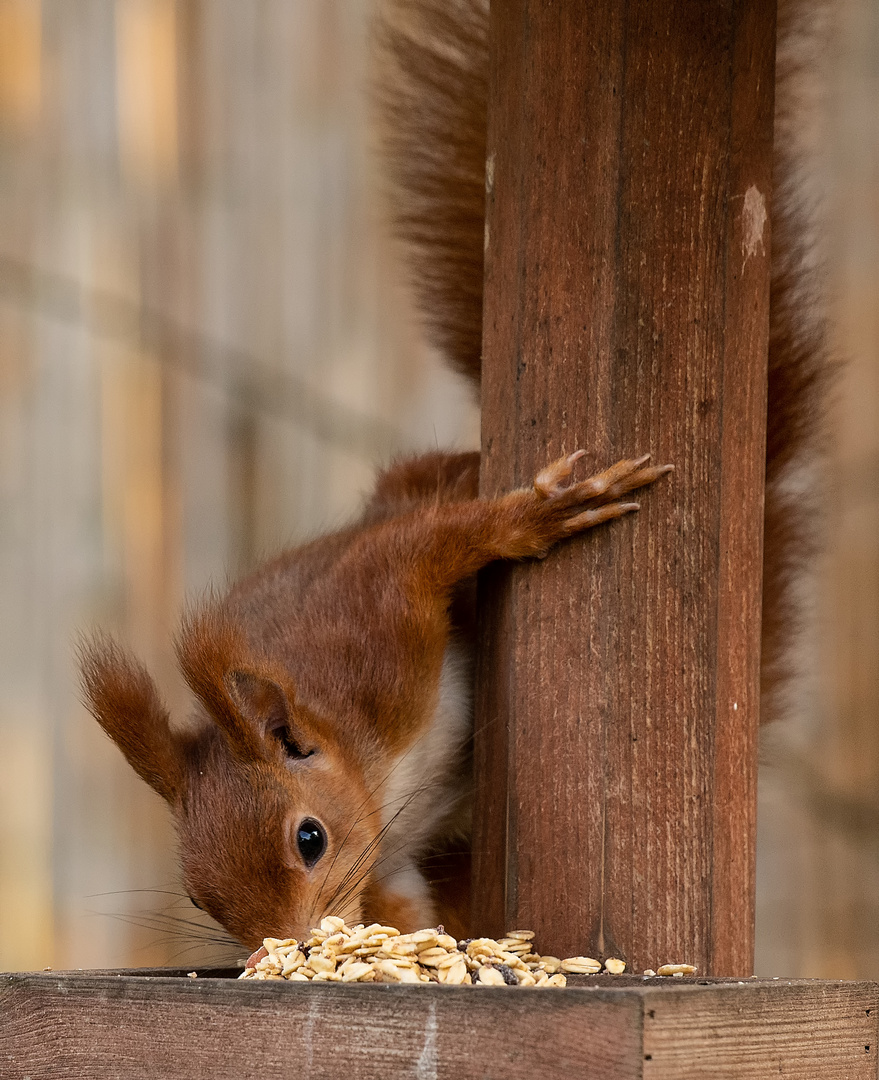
left=0, top=0, right=876, bottom=975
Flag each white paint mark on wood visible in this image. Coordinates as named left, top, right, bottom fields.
left=304, top=996, right=317, bottom=1071
left=416, top=998, right=438, bottom=1079
left=742, top=185, right=767, bottom=268
left=484, top=156, right=494, bottom=253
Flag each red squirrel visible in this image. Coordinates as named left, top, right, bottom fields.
left=80, top=0, right=826, bottom=949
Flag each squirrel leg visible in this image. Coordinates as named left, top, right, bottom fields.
left=334, top=451, right=672, bottom=750
left=399, top=451, right=674, bottom=592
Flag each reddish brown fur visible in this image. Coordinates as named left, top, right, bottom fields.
left=81, top=454, right=669, bottom=944
left=374, top=0, right=488, bottom=387
left=78, top=637, right=190, bottom=803
left=377, top=0, right=831, bottom=724
left=762, top=0, right=832, bottom=720
left=81, top=0, right=827, bottom=948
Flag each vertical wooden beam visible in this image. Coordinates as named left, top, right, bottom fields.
left=473, top=0, right=775, bottom=976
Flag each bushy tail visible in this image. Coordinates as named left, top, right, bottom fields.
left=376, top=0, right=831, bottom=725
left=762, top=0, right=833, bottom=723
left=374, top=0, right=488, bottom=389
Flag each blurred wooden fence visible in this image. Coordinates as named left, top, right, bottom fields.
left=0, top=0, right=477, bottom=971
left=0, top=0, right=876, bottom=976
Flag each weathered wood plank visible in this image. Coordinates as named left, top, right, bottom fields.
left=642, top=980, right=879, bottom=1078
left=473, top=0, right=775, bottom=974
left=2, top=973, right=877, bottom=1079
left=0, top=972, right=643, bottom=1080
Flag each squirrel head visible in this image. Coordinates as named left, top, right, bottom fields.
left=78, top=610, right=382, bottom=950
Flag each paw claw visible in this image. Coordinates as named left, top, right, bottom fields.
left=534, top=449, right=586, bottom=498
left=529, top=448, right=672, bottom=542
left=563, top=501, right=641, bottom=534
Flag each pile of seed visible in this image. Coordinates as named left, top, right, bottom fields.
left=239, top=916, right=696, bottom=986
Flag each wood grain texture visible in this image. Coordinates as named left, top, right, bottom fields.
left=642, top=980, right=879, bottom=1078
left=472, top=0, right=775, bottom=973
left=1, top=972, right=876, bottom=1079
left=0, top=971, right=642, bottom=1080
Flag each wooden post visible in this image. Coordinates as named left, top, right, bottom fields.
left=472, top=0, right=775, bottom=976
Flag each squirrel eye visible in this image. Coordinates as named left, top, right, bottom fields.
left=296, top=818, right=327, bottom=869
left=189, top=895, right=204, bottom=912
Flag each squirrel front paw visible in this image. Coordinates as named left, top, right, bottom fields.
left=512, top=451, right=673, bottom=558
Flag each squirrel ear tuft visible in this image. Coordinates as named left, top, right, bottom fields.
left=77, top=634, right=187, bottom=804
left=176, top=607, right=275, bottom=759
